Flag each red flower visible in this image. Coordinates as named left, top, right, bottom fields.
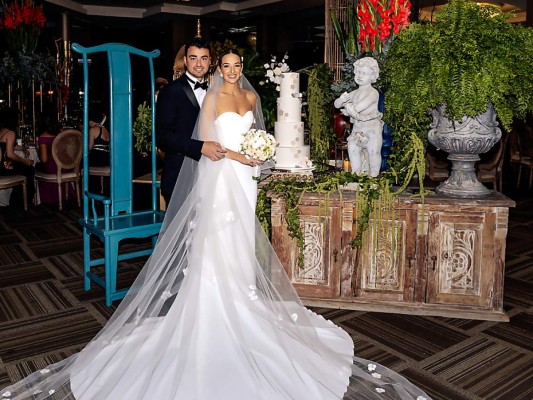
left=0, top=0, right=46, bottom=53
left=357, top=0, right=411, bottom=55
left=0, top=0, right=46, bottom=31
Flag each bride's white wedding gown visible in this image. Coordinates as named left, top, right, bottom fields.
left=71, top=111, right=353, bottom=399
left=2, top=111, right=430, bottom=400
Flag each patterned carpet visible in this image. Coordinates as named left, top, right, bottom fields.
left=0, top=189, right=531, bottom=400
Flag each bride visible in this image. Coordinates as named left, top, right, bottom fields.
left=1, top=49, right=430, bottom=400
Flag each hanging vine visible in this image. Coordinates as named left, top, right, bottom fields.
left=305, top=64, right=336, bottom=170
left=256, top=126, right=426, bottom=268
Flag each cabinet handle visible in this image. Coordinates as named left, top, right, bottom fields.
left=333, top=248, right=338, bottom=263
left=431, top=255, right=437, bottom=270
left=406, top=254, right=413, bottom=268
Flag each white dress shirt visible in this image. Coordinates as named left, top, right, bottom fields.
left=185, top=72, right=207, bottom=106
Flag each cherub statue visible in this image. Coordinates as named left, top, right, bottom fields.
left=334, top=57, right=384, bottom=177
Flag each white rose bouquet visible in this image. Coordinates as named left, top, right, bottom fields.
left=240, top=128, right=278, bottom=178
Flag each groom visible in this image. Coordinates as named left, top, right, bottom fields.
left=156, top=37, right=226, bottom=206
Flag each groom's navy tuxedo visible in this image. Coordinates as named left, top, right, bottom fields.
left=156, top=74, right=204, bottom=204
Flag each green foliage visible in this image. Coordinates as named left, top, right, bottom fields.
left=0, top=51, right=56, bottom=86
left=305, top=64, right=335, bottom=169
left=133, top=101, right=152, bottom=153
left=330, top=10, right=346, bottom=54
left=257, top=132, right=427, bottom=268
left=383, top=0, right=533, bottom=138
left=330, top=2, right=359, bottom=57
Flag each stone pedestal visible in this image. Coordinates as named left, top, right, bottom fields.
left=428, top=104, right=501, bottom=198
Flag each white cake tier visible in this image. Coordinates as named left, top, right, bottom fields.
left=275, top=145, right=311, bottom=169
left=279, top=72, right=300, bottom=98
left=277, top=97, right=301, bottom=122
left=274, top=122, right=305, bottom=147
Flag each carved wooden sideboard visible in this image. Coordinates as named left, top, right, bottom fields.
left=270, top=191, right=515, bottom=321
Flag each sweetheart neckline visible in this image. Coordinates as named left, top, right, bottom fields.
left=216, top=110, right=253, bottom=119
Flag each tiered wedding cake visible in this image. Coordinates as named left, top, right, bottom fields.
left=274, top=73, right=312, bottom=170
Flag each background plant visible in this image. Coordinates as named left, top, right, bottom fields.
left=330, top=0, right=358, bottom=57
left=383, top=0, right=533, bottom=140
left=133, top=101, right=152, bottom=153
left=305, top=63, right=335, bottom=169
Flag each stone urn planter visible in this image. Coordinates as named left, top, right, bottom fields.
left=428, top=104, right=501, bottom=198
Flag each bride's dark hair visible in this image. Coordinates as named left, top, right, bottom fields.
left=217, top=48, right=242, bottom=66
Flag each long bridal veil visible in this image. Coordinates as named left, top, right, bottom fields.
left=1, top=74, right=430, bottom=400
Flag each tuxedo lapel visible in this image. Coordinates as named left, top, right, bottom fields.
left=179, top=75, right=200, bottom=111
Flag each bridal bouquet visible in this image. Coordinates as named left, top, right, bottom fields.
left=240, top=128, right=278, bottom=178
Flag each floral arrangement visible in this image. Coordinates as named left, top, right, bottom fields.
left=261, top=53, right=290, bottom=91
left=0, top=0, right=46, bottom=54
left=357, top=0, right=411, bottom=55
left=240, top=128, right=278, bottom=162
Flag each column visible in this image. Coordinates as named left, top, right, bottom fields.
left=60, top=12, right=71, bottom=122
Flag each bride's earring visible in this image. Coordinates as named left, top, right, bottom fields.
left=220, top=73, right=223, bottom=77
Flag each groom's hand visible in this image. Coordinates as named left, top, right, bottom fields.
left=201, top=141, right=227, bottom=161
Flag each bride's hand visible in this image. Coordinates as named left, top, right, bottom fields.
left=243, top=155, right=262, bottom=167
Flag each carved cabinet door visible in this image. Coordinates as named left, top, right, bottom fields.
left=425, top=211, right=496, bottom=308
left=271, top=196, right=342, bottom=299
left=352, top=209, right=417, bottom=302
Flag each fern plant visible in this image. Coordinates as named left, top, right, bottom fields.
left=383, top=0, right=533, bottom=141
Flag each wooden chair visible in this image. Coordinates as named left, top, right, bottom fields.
left=476, top=132, right=509, bottom=192
left=508, top=128, right=521, bottom=168
left=88, top=165, right=110, bottom=194
left=516, top=125, right=533, bottom=190
left=72, top=42, right=164, bottom=306
left=34, top=129, right=82, bottom=210
left=425, top=145, right=450, bottom=182
left=0, top=175, right=27, bottom=210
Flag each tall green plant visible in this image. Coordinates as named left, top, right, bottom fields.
left=306, top=64, right=335, bottom=168
left=330, top=1, right=358, bottom=56
left=133, top=101, right=152, bottom=153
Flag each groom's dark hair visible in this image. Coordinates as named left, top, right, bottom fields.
left=185, top=38, right=211, bottom=55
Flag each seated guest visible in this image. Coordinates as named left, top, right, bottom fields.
left=35, top=116, right=75, bottom=205
left=87, top=109, right=110, bottom=193
left=0, top=108, right=35, bottom=205
left=155, top=77, right=168, bottom=102
left=88, top=109, right=110, bottom=167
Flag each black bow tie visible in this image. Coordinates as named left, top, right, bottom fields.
left=187, top=76, right=208, bottom=90
left=195, top=81, right=208, bottom=90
